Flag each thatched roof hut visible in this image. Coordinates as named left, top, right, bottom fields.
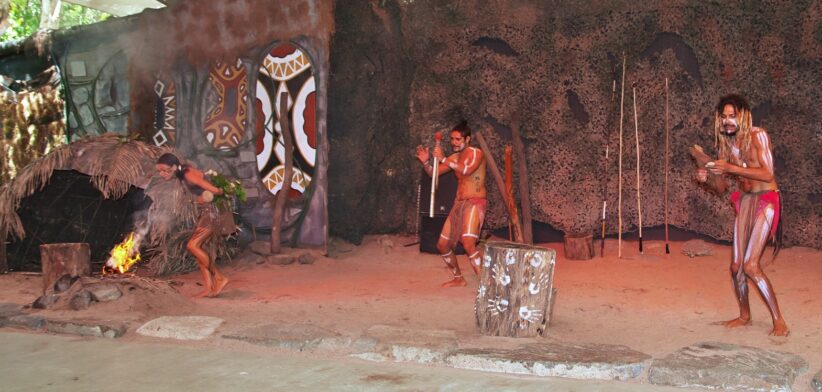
left=0, top=133, right=166, bottom=240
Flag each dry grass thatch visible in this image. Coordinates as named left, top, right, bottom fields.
left=0, top=133, right=168, bottom=240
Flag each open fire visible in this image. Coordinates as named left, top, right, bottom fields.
left=104, top=232, right=141, bottom=274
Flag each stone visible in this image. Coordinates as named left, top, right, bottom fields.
left=32, top=294, right=59, bottom=309
left=812, top=369, right=822, bottom=392
left=222, top=324, right=342, bottom=352
left=446, top=342, right=650, bottom=381
left=4, top=315, right=45, bottom=330
left=267, top=254, right=297, bottom=265
left=249, top=241, right=272, bottom=255
left=136, top=316, right=223, bottom=341
left=45, top=319, right=127, bottom=338
left=86, top=284, right=123, bottom=302
left=297, top=253, right=316, bottom=265
left=681, top=239, right=714, bottom=258
left=233, top=251, right=265, bottom=265
left=69, top=290, right=92, bottom=310
left=648, top=342, right=808, bottom=391
left=53, top=275, right=81, bottom=293
left=360, top=325, right=459, bottom=365
left=0, top=303, right=24, bottom=318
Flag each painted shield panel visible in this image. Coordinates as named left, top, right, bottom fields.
left=204, top=59, right=248, bottom=150
left=152, top=75, right=177, bottom=146
left=256, top=43, right=316, bottom=197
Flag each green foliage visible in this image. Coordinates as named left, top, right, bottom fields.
left=1, top=0, right=110, bottom=42
left=205, top=170, right=248, bottom=204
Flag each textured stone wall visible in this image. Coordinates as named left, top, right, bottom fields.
left=329, top=0, right=820, bottom=247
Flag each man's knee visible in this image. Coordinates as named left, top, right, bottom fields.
left=436, top=239, right=451, bottom=254
left=742, top=262, right=762, bottom=278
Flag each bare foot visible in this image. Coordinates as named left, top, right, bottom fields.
left=441, top=276, right=467, bottom=288
left=770, top=319, right=789, bottom=336
left=470, top=262, right=481, bottom=276
left=711, top=317, right=751, bottom=328
left=193, top=289, right=211, bottom=298
left=209, top=276, right=229, bottom=297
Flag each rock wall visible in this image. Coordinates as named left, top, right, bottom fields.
left=329, top=0, right=820, bottom=247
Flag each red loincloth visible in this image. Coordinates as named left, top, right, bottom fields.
left=730, top=190, right=780, bottom=240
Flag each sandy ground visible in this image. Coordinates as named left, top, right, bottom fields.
left=1, top=235, right=820, bottom=388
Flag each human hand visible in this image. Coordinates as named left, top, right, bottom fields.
left=707, top=159, right=728, bottom=175
left=433, top=145, right=445, bottom=162
left=415, top=145, right=430, bottom=163
left=695, top=168, right=708, bottom=183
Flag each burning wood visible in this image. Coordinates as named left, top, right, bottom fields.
left=104, top=232, right=142, bottom=274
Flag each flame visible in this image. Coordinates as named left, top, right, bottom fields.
left=105, top=232, right=141, bottom=274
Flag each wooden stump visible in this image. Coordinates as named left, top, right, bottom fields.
left=40, top=243, right=90, bottom=294
left=476, top=241, right=557, bottom=337
left=564, top=232, right=594, bottom=260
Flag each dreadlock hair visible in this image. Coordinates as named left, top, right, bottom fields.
left=714, top=94, right=753, bottom=164
left=452, top=120, right=471, bottom=138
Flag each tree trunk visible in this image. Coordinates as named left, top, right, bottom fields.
left=39, top=0, right=61, bottom=30
left=564, top=232, right=594, bottom=260
left=476, top=241, right=557, bottom=337
left=271, top=92, right=294, bottom=254
left=40, top=243, right=90, bottom=295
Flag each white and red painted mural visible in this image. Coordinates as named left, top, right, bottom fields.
left=204, top=59, right=248, bottom=150
left=255, top=43, right=317, bottom=198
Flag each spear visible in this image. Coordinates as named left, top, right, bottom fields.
left=664, top=78, right=671, bottom=254
left=429, top=131, right=443, bottom=218
left=633, top=84, right=643, bottom=254
left=600, top=80, right=616, bottom=257
left=618, top=54, right=626, bottom=258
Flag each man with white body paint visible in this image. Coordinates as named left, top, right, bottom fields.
left=416, top=121, right=487, bottom=287
left=695, top=94, right=788, bottom=336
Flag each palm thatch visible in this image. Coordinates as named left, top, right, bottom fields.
left=0, top=133, right=238, bottom=275
left=0, top=133, right=167, bottom=240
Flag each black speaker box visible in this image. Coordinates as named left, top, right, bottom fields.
left=418, top=168, right=464, bottom=254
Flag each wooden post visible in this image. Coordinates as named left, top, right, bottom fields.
left=510, top=113, right=533, bottom=244
left=476, top=241, right=556, bottom=337
left=563, top=232, right=594, bottom=260
left=271, top=92, right=294, bottom=254
left=40, top=243, right=90, bottom=295
left=474, top=132, right=523, bottom=243
left=503, top=146, right=522, bottom=243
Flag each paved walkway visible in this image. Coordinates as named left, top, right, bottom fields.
left=0, top=331, right=687, bottom=392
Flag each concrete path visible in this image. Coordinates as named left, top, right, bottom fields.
left=0, top=331, right=690, bottom=392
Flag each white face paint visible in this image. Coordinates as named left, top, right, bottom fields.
left=450, top=131, right=468, bottom=152
left=721, top=104, right=739, bottom=136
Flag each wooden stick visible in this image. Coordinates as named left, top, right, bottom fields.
left=601, top=79, right=616, bottom=257
left=664, top=78, right=670, bottom=254
left=504, top=146, right=522, bottom=242
left=618, top=54, right=626, bottom=258
left=475, top=132, right=523, bottom=243
left=510, top=112, right=533, bottom=244
left=633, top=86, right=643, bottom=254
left=271, top=92, right=293, bottom=254
left=429, top=132, right=442, bottom=218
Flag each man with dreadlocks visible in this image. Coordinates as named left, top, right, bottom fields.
left=695, top=94, right=788, bottom=336
left=416, top=121, right=487, bottom=287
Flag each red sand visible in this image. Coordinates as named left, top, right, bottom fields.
left=2, top=235, right=820, bottom=387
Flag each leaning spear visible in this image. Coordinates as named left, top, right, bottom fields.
left=633, top=84, right=644, bottom=254
left=601, top=79, right=616, bottom=257
left=664, top=78, right=671, bottom=254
